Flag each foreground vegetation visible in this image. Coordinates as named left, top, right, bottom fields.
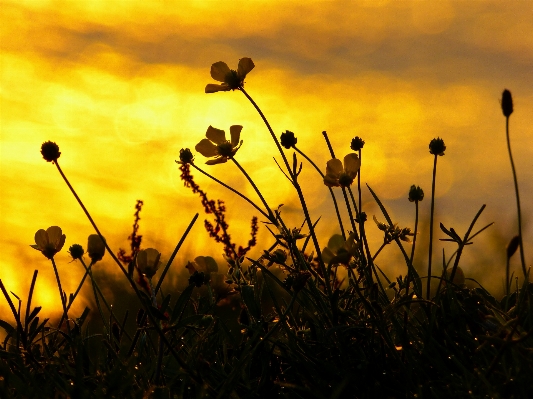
left=1, top=59, right=531, bottom=398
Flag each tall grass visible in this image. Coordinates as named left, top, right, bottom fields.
left=1, top=60, right=531, bottom=399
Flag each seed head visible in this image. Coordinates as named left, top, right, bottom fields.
left=68, top=244, right=85, bottom=260
left=41, top=141, right=61, bottom=162
left=350, top=136, right=365, bottom=151
left=429, top=137, right=446, bottom=156
left=280, top=130, right=297, bottom=149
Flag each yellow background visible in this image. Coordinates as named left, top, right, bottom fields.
left=1, top=0, right=532, bottom=319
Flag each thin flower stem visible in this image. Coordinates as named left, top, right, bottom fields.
left=66, top=261, right=93, bottom=311
left=358, top=149, right=363, bottom=226
left=239, top=87, right=328, bottom=291
left=506, top=117, right=528, bottom=279
left=190, top=163, right=271, bottom=221
left=294, top=146, right=346, bottom=240
left=87, top=262, right=109, bottom=333
left=427, top=155, right=438, bottom=299
left=406, top=200, right=420, bottom=298
left=231, top=157, right=275, bottom=221
left=51, top=257, right=71, bottom=335
left=52, top=160, right=209, bottom=389
left=341, top=188, right=358, bottom=238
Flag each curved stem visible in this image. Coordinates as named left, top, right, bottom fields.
left=239, top=87, right=327, bottom=288
left=231, top=157, right=275, bottom=221
left=506, top=117, right=528, bottom=279
left=53, top=160, right=209, bottom=389
left=190, top=163, right=271, bottom=221
left=427, top=155, right=438, bottom=299
left=294, top=146, right=346, bottom=240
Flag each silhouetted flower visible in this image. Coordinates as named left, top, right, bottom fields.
left=280, top=131, right=297, bottom=149
left=68, top=244, right=85, bottom=260
left=40, top=141, right=61, bottom=162
left=31, top=226, right=66, bottom=259
left=205, top=58, right=254, bottom=93
left=323, top=154, right=361, bottom=187
left=501, top=89, right=513, bottom=118
left=177, top=148, right=194, bottom=165
left=429, top=138, right=446, bottom=156
left=322, top=233, right=357, bottom=265
left=136, top=248, right=161, bottom=278
left=350, top=136, right=365, bottom=151
left=195, top=125, right=243, bottom=165
left=408, top=185, right=424, bottom=202
left=87, top=234, right=106, bottom=263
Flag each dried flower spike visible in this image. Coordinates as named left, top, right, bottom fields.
left=501, top=89, right=513, bottom=118
left=41, top=141, right=61, bottom=162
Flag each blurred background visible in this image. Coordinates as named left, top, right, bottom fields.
left=1, top=0, right=532, bottom=321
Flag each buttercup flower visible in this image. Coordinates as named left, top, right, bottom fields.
left=31, top=226, right=66, bottom=259
left=195, top=125, right=243, bottom=165
left=136, top=248, right=161, bottom=279
left=323, top=154, right=361, bottom=188
left=87, top=234, right=106, bottom=263
left=322, top=233, right=357, bottom=265
left=205, top=58, right=255, bottom=93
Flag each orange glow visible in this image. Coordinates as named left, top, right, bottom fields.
left=1, top=0, right=533, bottom=323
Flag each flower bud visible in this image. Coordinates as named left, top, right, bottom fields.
left=429, top=137, right=446, bottom=156
left=501, top=89, right=513, bottom=118
left=68, top=244, right=85, bottom=260
left=40, top=141, right=61, bottom=162
left=408, top=185, right=424, bottom=202
left=87, top=234, right=106, bottom=263
left=136, top=248, right=161, bottom=279
left=350, top=136, right=365, bottom=151
left=280, top=130, right=297, bottom=149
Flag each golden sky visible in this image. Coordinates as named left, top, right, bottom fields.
left=1, top=0, right=533, bottom=318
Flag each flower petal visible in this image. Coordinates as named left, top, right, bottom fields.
left=229, top=125, right=242, bottom=147
left=206, top=157, right=228, bottom=165
left=343, top=153, right=361, bottom=178
left=145, top=248, right=161, bottom=268
left=323, top=174, right=340, bottom=187
left=325, top=158, right=343, bottom=177
left=56, top=234, right=66, bottom=252
left=34, top=229, right=48, bottom=249
left=205, top=83, right=230, bottom=93
left=210, top=62, right=231, bottom=82
left=238, top=58, right=254, bottom=78
left=205, top=126, right=227, bottom=144
left=195, top=139, right=218, bottom=157
left=47, top=226, right=63, bottom=245
left=136, top=249, right=147, bottom=269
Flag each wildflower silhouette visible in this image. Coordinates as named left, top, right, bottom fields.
left=195, top=125, right=243, bottom=165
left=136, top=248, right=161, bottom=279
left=205, top=58, right=254, bottom=93
left=87, top=234, right=106, bottom=263
left=30, top=226, right=66, bottom=259
left=323, top=154, right=361, bottom=187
